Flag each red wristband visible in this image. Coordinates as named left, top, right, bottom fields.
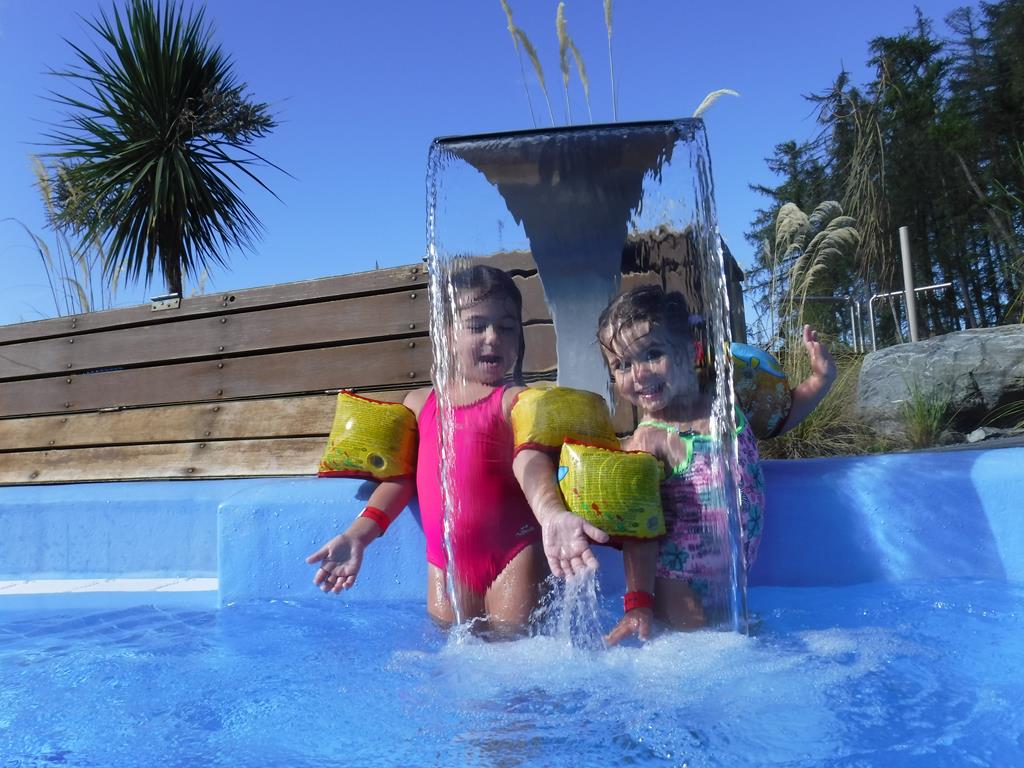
left=359, top=506, right=391, bottom=535
left=624, top=591, right=655, bottom=613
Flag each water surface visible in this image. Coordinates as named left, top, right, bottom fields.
left=2, top=580, right=1022, bottom=767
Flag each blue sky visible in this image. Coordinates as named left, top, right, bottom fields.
left=0, top=0, right=978, bottom=326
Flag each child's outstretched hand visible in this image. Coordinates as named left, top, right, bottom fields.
left=306, top=533, right=367, bottom=593
left=542, top=509, right=610, bottom=578
left=776, top=324, right=838, bottom=436
left=802, top=324, right=837, bottom=384
left=604, top=607, right=654, bottom=647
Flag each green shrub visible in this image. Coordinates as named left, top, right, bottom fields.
left=899, top=377, right=951, bottom=449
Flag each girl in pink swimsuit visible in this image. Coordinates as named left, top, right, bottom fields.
left=591, top=285, right=836, bottom=644
left=307, top=265, right=547, bottom=636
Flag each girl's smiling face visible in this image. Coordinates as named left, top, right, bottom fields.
left=601, top=320, right=697, bottom=414
left=455, top=291, right=522, bottom=386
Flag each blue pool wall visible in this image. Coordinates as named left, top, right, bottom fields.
left=0, top=445, right=1021, bottom=610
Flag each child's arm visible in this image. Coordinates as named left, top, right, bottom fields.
left=305, top=388, right=427, bottom=593
left=305, top=477, right=415, bottom=592
left=512, top=448, right=610, bottom=578
left=776, top=325, right=837, bottom=435
left=604, top=538, right=658, bottom=646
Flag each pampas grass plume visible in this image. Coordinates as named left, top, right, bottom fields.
left=692, top=88, right=740, bottom=118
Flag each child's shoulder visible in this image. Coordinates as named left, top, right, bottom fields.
left=402, top=386, right=434, bottom=416
left=623, top=424, right=668, bottom=455
left=501, top=384, right=527, bottom=420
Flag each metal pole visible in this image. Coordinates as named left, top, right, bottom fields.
left=899, top=226, right=920, bottom=342
left=867, top=283, right=951, bottom=352
left=868, top=297, right=878, bottom=352
left=855, top=301, right=865, bottom=353
left=848, top=301, right=860, bottom=352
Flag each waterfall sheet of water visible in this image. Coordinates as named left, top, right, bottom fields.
left=426, top=119, right=747, bottom=633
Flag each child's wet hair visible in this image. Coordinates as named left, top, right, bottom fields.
left=450, top=264, right=526, bottom=385
left=597, top=284, right=693, bottom=355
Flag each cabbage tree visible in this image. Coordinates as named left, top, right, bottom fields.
left=45, top=0, right=280, bottom=296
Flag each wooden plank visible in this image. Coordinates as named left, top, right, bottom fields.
left=0, top=338, right=429, bottom=417
left=0, top=438, right=327, bottom=484
left=0, top=274, right=550, bottom=381
left=0, top=264, right=427, bottom=345
left=0, top=252, right=540, bottom=346
left=0, top=325, right=557, bottom=418
left=0, top=395, right=331, bottom=451
left=0, top=390, right=423, bottom=452
left=0, top=292, right=430, bottom=381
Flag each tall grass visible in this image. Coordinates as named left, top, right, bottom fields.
left=555, top=3, right=592, bottom=124
left=603, top=0, right=617, bottom=121
left=756, top=200, right=872, bottom=457
left=497, top=4, right=736, bottom=127
left=2, top=157, right=117, bottom=318
left=499, top=0, right=554, bottom=126
left=693, top=89, right=739, bottom=118
left=983, top=399, right=1024, bottom=431
left=759, top=351, right=882, bottom=458
left=899, top=377, right=951, bottom=449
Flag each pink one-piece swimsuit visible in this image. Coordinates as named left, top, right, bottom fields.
left=416, top=387, right=541, bottom=594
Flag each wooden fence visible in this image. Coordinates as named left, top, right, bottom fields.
left=0, top=249, right=744, bottom=485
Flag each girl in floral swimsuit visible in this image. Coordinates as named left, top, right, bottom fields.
left=595, top=285, right=836, bottom=644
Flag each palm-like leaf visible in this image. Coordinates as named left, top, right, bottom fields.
left=43, top=0, right=280, bottom=296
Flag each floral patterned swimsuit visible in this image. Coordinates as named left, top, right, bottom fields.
left=639, top=410, right=766, bottom=603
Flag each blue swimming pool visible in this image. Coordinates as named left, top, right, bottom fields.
left=1, top=446, right=1022, bottom=766
left=2, top=579, right=1021, bottom=767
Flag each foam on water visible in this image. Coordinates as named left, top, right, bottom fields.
left=2, top=581, right=1023, bottom=766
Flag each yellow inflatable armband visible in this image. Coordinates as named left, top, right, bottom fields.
left=731, top=342, right=793, bottom=438
left=317, top=391, right=418, bottom=480
left=557, top=442, right=665, bottom=539
left=511, top=386, right=619, bottom=455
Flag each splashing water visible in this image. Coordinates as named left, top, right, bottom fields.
left=426, top=119, right=747, bottom=633
left=5, top=581, right=1024, bottom=766
left=531, top=572, right=606, bottom=650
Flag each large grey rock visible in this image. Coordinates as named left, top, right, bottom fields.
left=856, top=325, right=1024, bottom=437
